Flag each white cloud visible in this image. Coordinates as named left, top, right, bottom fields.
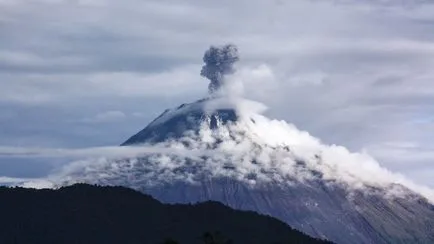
left=364, top=141, right=434, bottom=185
left=0, top=145, right=178, bottom=159
left=0, top=176, right=31, bottom=184
left=2, top=97, right=434, bottom=203
left=59, top=98, right=434, bottom=203
left=0, top=176, right=53, bottom=189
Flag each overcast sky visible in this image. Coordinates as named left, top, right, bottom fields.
left=1, top=0, right=434, bottom=187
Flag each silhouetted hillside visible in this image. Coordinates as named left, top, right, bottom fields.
left=0, top=184, right=332, bottom=244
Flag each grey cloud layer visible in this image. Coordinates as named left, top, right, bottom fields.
left=1, top=0, right=434, bottom=186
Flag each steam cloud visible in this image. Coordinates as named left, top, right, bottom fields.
left=201, top=44, right=239, bottom=93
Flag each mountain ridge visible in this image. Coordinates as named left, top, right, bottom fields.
left=0, top=183, right=332, bottom=244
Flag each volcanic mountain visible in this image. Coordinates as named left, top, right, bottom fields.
left=55, top=95, right=434, bottom=244
left=50, top=44, right=434, bottom=244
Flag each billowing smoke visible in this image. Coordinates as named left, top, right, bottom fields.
left=201, top=44, right=239, bottom=93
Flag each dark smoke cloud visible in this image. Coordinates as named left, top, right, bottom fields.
left=200, top=44, right=239, bottom=93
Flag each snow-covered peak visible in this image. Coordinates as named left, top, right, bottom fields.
left=121, top=96, right=266, bottom=145
left=58, top=95, right=434, bottom=203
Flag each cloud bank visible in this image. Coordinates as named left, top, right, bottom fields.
left=3, top=96, right=433, bottom=203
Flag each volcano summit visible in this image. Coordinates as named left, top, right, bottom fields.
left=54, top=45, right=434, bottom=244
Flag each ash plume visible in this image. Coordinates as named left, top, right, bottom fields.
left=201, top=44, right=239, bottom=93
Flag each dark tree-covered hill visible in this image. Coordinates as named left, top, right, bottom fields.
left=0, top=184, right=332, bottom=244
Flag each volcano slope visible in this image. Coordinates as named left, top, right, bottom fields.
left=54, top=97, right=434, bottom=244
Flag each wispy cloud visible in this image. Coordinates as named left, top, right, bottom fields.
left=0, top=145, right=182, bottom=159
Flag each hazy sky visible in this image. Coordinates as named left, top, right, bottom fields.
left=1, top=0, right=434, bottom=187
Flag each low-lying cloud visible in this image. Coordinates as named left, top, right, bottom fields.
left=2, top=96, right=433, bottom=204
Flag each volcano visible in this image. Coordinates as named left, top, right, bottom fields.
left=55, top=95, right=434, bottom=244
left=54, top=45, right=434, bottom=244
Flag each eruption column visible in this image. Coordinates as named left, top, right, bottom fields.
left=200, top=44, right=239, bottom=93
